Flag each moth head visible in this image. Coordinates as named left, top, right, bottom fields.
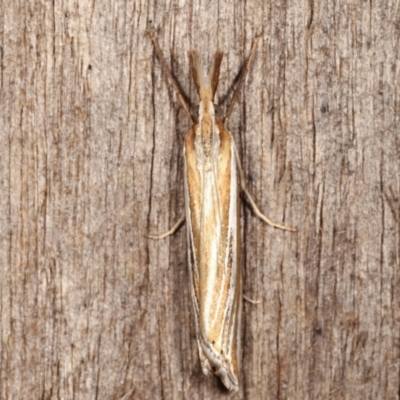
left=198, top=87, right=214, bottom=120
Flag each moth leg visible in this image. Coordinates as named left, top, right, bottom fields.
left=224, top=32, right=261, bottom=125
left=233, top=143, right=296, bottom=232
left=147, top=30, right=194, bottom=122
left=243, top=294, right=260, bottom=304
left=147, top=213, right=186, bottom=239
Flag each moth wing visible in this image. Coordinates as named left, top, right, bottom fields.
left=184, top=122, right=242, bottom=391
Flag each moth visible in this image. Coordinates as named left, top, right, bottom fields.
left=148, top=31, right=295, bottom=391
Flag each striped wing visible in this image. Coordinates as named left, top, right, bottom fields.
left=184, top=120, right=242, bottom=391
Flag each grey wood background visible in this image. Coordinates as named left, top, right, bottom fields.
left=1, top=0, right=399, bottom=399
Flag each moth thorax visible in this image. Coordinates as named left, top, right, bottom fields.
left=198, top=99, right=217, bottom=160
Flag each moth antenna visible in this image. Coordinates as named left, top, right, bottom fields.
left=189, top=51, right=202, bottom=95
left=210, top=51, right=223, bottom=99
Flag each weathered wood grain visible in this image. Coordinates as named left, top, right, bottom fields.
left=1, top=1, right=399, bottom=399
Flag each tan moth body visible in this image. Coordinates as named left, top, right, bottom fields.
left=185, top=116, right=241, bottom=389
left=148, top=31, right=295, bottom=391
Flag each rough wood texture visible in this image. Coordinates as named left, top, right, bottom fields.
left=1, top=1, right=399, bottom=399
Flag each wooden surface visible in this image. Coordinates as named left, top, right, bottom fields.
left=1, top=1, right=399, bottom=399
